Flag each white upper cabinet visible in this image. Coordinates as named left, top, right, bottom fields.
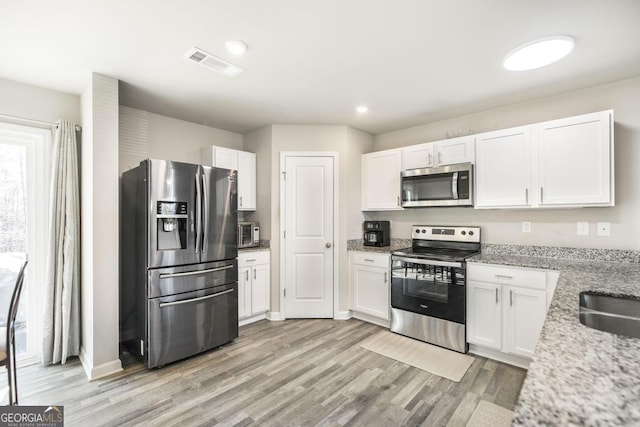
left=202, top=146, right=257, bottom=211
left=435, top=135, right=475, bottom=166
left=474, top=110, right=614, bottom=209
left=475, top=126, right=532, bottom=208
left=237, top=151, right=257, bottom=211
left=362, top=148, right=403, bottom=211
left=401, top=135, right=474, bottom=171
left=536, top=111, right=613, bottom=207
left=402, top=142, right=435, bottom=170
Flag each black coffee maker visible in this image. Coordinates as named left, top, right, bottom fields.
left=363, top=221, right=390, bottom=247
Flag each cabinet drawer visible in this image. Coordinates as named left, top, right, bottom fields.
left=468, top=263, right=546, bottom=290
left=238, top=251, right=270, bottom=267
left=352, top=251, right=389, bottom=269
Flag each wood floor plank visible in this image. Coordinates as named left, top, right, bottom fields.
left=3, top=319, right=526, bottom=425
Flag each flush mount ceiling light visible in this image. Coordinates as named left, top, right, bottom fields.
left=184, top=47, right=244, bottom=77
left=503, top=35, right=575, bottom=71
left=225, top=40, right=248, bottom=55
left=356, top=105, right=369, bottom=114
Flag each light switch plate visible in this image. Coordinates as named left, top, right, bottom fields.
left=597, top=222, right=611, bottom=236
left=522, top=221, right=531, bottom=233
left=577, top=222, right=589, bottom=236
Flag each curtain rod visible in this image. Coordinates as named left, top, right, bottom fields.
left=0, top=113, right=82, bottom=132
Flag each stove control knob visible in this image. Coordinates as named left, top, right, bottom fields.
left=469, top=230, right=474, bottom=236
left=461, top=231, right=466, bottom=235
left=422, top=228, right=427, bottom=234
left=415, top=229, right=421, bottom=234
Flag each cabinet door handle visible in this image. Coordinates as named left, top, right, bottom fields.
left=240, top=196, right=243, bottom=207
left=364, top=258, right=375, bottom=262
left=254, top=269, right=256, bottom=280
left=438, top=151, right=442, bottom=164
left=495, top=274, right=513, bottom=280
left=495, top=288, right=499, bottom=304
left=525, top=188, right=529, bottom=204
left=397, top=195, right=401, bottom=206
left=510, top=290, right=513, bottom=307
left=245, top=270, right=249, bottom=281
left=384, top=272, right=387, bottom=283
left=428, top=152, right=433, bottom=165
left=540, top=187, right=543, bottom=203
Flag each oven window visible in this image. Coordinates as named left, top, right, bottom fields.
left=395, top=263, right=463, bottom=302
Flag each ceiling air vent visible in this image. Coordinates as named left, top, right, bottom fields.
left=184, top=47, right=244, bottom=78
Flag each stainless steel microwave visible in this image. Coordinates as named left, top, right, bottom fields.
left=238, top=222, right=260, bottom=248
left=401, top=163, right=473, bottom=207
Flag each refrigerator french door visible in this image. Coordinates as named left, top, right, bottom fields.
left=120, top=159, right=238, bottom=368
left=147, top=160, right=237, bottom=268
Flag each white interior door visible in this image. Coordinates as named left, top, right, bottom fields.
left=283, top=155, right=334, bottom=318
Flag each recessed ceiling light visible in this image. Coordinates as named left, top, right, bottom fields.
left=356, top=105, right=369, bottom=113
left=225, top=40, right=248, bottom=55
left=503, top=35, right=575, bottom=71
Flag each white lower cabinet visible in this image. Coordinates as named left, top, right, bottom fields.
left=349, top=251, right=390, bottom=325
left=238, top=251, right=270, bottom=325
left=467, top=263, right=555, bottom=365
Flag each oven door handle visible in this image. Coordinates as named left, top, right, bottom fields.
left=392, top=255, right=463, bottom=269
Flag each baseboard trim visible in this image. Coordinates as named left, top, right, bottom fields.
left=267, top=311, right=284, bottom=321
left=334, top=310, right=352, bottom=320
left=352, top=311, right=390, bottom=328
left=80, top=348, right=123, bottom=381
left=468, top=344, right=531, bottom=369
left=239, top=312, right=268, bottom=326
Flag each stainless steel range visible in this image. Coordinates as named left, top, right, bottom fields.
left=390, top=225, right=480, bottom=353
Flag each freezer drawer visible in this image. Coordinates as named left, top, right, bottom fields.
left=146, top=283, right=238, bottom=368
left=148, top=259, right=238, bottom=298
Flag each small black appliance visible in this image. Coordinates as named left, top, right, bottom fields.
left=363, top=220, right=390, bottom=247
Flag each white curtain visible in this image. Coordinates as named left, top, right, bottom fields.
left=42, top=119, right=80, bottom=365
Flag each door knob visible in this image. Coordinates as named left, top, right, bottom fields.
left=325, top=242, right=332, bottom=248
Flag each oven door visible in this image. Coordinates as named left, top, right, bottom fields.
left=390, top=255, right=466, bottom=324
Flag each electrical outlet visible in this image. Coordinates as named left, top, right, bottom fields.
left=597, top=222, right=611, bottom=236
left=522, top=221, right=531, bottom=233
left=577, top=222, right=589, bottom=236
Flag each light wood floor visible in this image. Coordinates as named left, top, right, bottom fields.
left=2, top=319, right=526, bottom=426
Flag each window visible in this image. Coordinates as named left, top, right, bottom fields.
left=0, top=122, right=51, bottom=363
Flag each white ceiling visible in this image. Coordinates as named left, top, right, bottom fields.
left=2, top=1, right=640, bottom=135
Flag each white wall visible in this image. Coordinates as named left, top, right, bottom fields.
left=119, top=106, right=243, bottom=173
left=266, top=125, right=373, bottom=315
left=80, top=73, right=122, bottom=380
left=243, top=126, right=273, bottom=236
left=372, top=76, right=640, bottom=250
left=0, top=77, right=80, bottom=124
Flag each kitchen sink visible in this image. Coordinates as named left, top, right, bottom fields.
left=579, top=292, right=640, bottom=339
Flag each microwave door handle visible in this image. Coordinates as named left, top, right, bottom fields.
left=452, top=172, right=459, bottom=199
left=201, top=172, right=208, bottom=254
left=195, top=172, right=202, bottom=254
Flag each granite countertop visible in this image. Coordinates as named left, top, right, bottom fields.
left=347, top=238, right=411, bottom=253
left=238, top=241, right=270, bottom=253
left=468, top=252, right=640, bottom=426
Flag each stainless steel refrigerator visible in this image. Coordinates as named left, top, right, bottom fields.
left=120, top=159, right=238, bottom=368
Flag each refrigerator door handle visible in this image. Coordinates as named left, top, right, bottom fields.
left=195, top=172, right=202, bottom=254
left=201, top=172, right=208, bottom=254
left=158, top=288, right=234, bottom=308
left=158, top=264, right=234, bottom=279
